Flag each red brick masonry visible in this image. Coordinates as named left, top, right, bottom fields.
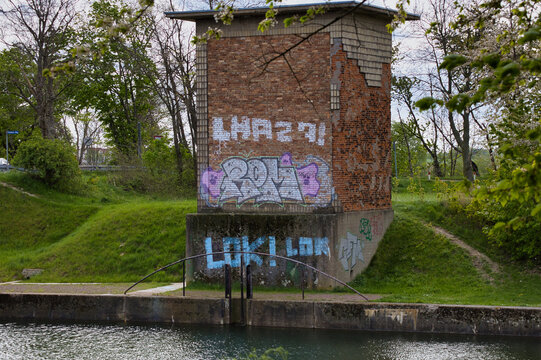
left=204, top=32, right=391, bottom=212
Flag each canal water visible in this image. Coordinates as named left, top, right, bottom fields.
left=0, top=322, right=539, bottom=359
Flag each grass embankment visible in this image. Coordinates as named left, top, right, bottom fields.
left=351, top=178, right=541, bottom=307
left=0, top=172, right=196, bottom=282
left=1, top=172, right=539, bottom=306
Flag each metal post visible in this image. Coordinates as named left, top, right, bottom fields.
left=246, top=264, right=253, bottom=299
left=137, top=121, right=142, bottom=159
left=182, top=261, right=186, bottom=297
left=393, top=140, right=398, bottom=177
left=225, top=264, right=231, bottom=299
left=5, top=131, right=8, bottom=167
left=240, top=253, right=245, bottom=325
left=300, top=266, right=305, bottom=300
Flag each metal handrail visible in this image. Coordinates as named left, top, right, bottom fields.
left=124, top=251, right=369, bottom=301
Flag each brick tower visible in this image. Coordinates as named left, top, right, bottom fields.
left=167, top=2, right=418, bottom=287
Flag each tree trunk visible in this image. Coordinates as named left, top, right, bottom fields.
left=401, top=124, right=414, bottom=176
left=461, top=145, right=474, bottom=181
left=486, top=133, right=497, bottom=171
left=461, top=111, right=474, bottom=182
left=433, top=155, right=443, bottom=177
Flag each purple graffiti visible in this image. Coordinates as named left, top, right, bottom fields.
left=280, top=152, right=293, bottom=166
left=201, top=167, right=224, bottom=198
left=297, top=163, right=320, bottom=197
left=201, top=153, right=329, bottom=206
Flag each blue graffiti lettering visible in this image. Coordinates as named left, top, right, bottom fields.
left=314, top=237, right=330, bottom=256
left=243, top=236, right=264, bottom=266
left=205, top=237, right=225, bottom=269
left=268, top=236, right=276, bottom=266
left=299, top=237, right=313, bottom=256
left=223, top=237, right=242, bottom=267
left=205, top=236, right=329, bottom=270
left=286, top=237, right=298, bottom=257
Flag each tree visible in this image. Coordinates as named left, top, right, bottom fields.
left=412, top=0, right=490, bottom=182
left=420, top=0, right=540, bottom=261
left=66, top=109, right=103, bottom=164
left=391, top=120, right=427, bottom=176
left=393, top=75, right=445, bottom=176
left=0, top=49, right=35, bottom=155
left=0, top=0, right=78, bottom=139
left=144, top=1, right=197, bottom=180
left=72, top=0, right=160, bottom=158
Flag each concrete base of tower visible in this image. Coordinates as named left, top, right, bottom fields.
left=185, top=209, right=394, bottom=289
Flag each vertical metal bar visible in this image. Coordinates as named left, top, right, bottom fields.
left=182, top=260, right=186, bottom=297
left=240, top=253, right=245, bottom=325
left=5, top=132, right=8, bottom=167
left=246, top=264, right=252, bottom=299
left=225, top=264, right=231, bottom=299
left=301, top=265, right=305, bottom=300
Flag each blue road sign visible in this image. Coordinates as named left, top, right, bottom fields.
left=7, top=131, right=19, bottom=135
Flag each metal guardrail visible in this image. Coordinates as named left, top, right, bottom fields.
left=124, top=251, right=369, bottom=301
left=1, top=164, right=142, bottom=172
left=0, top=165, right=24, bottom=172
left=79, top=165, right=142, bottom=171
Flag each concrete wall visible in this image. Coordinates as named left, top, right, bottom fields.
left=186, top=209, right=393, bottom=287
left=1, top=293, right=539, bottom=336
left=0, top=293, right=228, bottom=325
left=246, top=300, right=541, bottom=337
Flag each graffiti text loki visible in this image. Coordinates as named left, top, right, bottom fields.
left=205, top=236, right=330, bottom=269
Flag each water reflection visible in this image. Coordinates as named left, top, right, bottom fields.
left=0, top=322, right=539, bottom=359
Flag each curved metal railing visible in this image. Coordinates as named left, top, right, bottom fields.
left=124, top=251, right=368, bottom=301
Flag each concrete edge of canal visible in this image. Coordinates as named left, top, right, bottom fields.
left=0, top=293, right=539, bottom=337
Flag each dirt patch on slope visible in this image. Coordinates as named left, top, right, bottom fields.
left=429, top=224, right=500, bottom=282
left=0, top=181, right=39, bottom=198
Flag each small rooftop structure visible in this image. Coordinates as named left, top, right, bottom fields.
left=166, top=1, right=419, bottom=21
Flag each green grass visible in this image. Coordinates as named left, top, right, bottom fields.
left=1, top=173, right=539, bottom=307
left=0, top=186, right=98, bottom=253
left=0, top=172, right=196, bottom=282
left=349, top=178, right=541, bottom=306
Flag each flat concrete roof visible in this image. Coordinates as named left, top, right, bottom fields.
left=165, top=1, right=420, bottom=21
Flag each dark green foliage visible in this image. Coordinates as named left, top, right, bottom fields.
left=471, top=146, right=541, bottom=262
left=439, top=54, right=468, bottom=71
left=391, top=120, right=428, bottom=177
left=111, top=138, right=195, bottom=197
left=13, top=135, right=82, bottom=191
left=0, top=49, right=35, bottom=150
left=141, top=138, right=195, bottom=196
left=71, top=0, right=159, bottom=156
left=235, top=347, right=288, bottom=360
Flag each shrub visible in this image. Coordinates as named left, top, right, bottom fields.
left=13, top=134, right=81, bottom=191
left=112, top=139, right=196, bottom=197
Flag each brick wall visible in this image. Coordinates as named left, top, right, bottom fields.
left=202, top=33, right=335, bottom=212
left=331, top=41, right=392, bottom=211
left=198, top=12, right=392, bottom=213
